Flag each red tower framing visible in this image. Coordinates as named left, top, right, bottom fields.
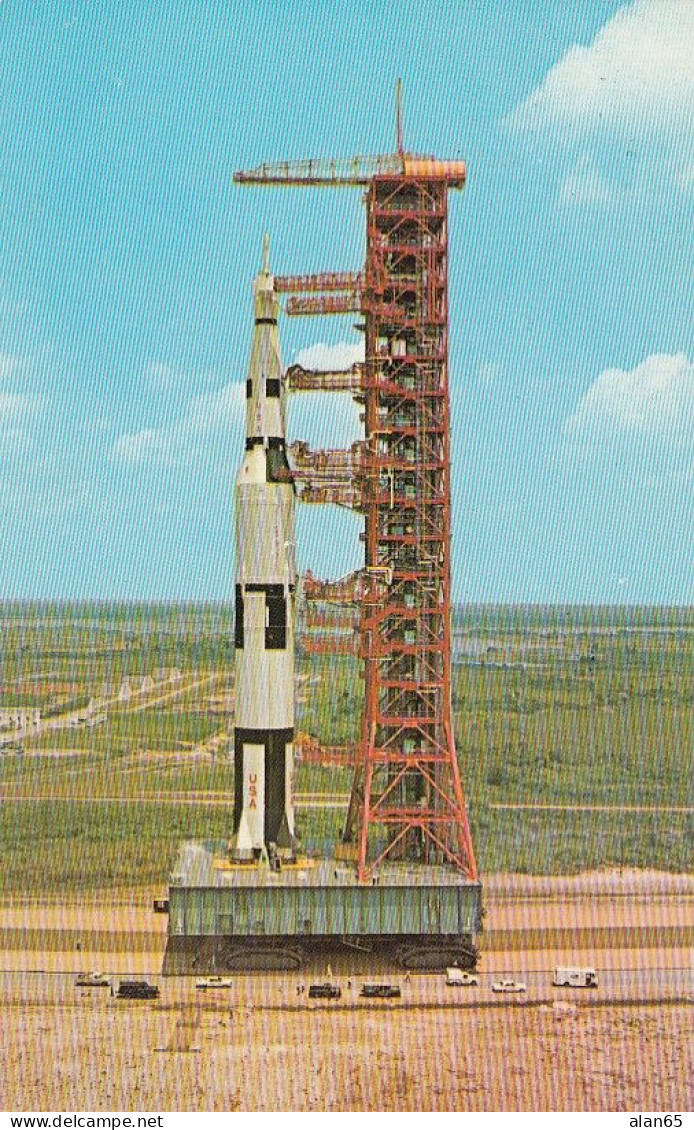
left=235, top=101, right=477, bottom=884
left=356, top=172, right=476, bottom=880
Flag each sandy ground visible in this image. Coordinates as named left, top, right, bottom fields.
left=0, top=870, right=691, bottom=1111
left=0, top=995, right=691, bottom=1111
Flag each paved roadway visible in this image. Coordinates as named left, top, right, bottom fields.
left=0, top=965, right=690, bottom=1010
left=295, top=794, right=694, bottom=814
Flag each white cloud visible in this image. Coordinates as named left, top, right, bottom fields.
left=288, top=341, right=364, bottom=450
left=560, top=153, right=614, bottom=205
left=0, top=353, right=20, bottom=381
left=111, top=428, right=170, bottom=466
left=0, top=391, right=42, bottom=423
left=294, top=340, right=364, bottom=372
left=0, top=361, right=45, bottom=454
left=144, top=361, right=179, bottom=390
left=112, top=340, right=367, bottom=468
left=111, top=382, right=245, bottom=467
left=288, top=390, right=362, bottom=451
left=509, top=0, right=694, bottom=134
left=185, top=384, right=245, bottom=433
left=677, top=161, right=694, bottom=192
left=0, top=426, right=37, bottom=456
left=477, top=363, right=500, bottom=388
left=566, top=352, right=694, bottom=440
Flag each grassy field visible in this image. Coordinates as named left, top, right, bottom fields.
left=0, top=602, right=691, bottom=893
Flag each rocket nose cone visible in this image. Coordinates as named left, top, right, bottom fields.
left=253, top=235, right=277, bottom=315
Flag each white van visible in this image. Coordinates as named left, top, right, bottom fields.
left=552, top=966, right=598, bottom=988
left=445, top=967, right=478, bottom=986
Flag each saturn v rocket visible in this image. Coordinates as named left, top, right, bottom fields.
left=232, top=236, right=296, bottom=861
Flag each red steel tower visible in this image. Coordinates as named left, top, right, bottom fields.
left=356, top=168, right=476, bottom=881
left=235, top=93, right=477, bottom=883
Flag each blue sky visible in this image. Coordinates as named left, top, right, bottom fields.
left=0, top=0, right=691, bottom=603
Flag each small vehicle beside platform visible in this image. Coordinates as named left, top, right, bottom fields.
left=308, top=982, right=341, bottom=999
left=75, top=971, right=111, bottom=988
left=360, top=983, right=401, bottom=999
left=196, top=976, right=233, bottom=990
left=552, top=966, right=598, bottom=988
left=116, top=980, right=160, bottom=1000
left=492, top=979, right=527, bottom=994
left=445, top=967, right=479, bottom=987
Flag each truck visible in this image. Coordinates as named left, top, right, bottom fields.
left=116, top=980, right=160, bottom=1000
left=308, top=983, right=341, bottom=1000
left=360, top=983, right=401, bottom=999
left=75, top=971, right=111, bottom=988
left=445, top=967, right=479, bottom=987
left=552, top=966, right=598, bottom=988
left=492, top=979, right=527, bottom=993
left=196, top=976, right=233, bottom=990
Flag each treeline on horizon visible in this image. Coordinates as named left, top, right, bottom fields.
left=0, top=600, right=691, bottom=623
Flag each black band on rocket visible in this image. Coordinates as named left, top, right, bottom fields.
left=245, top=437, right=286, bottom=451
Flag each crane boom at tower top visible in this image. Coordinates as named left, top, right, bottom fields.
left=234, top=78, right=466, bottom=187
left=234, top=152, right=466, bottom=187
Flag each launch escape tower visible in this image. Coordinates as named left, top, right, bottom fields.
left=163, top=91, right=482, bottom=973
left=236, top=95, right=477, bottom=884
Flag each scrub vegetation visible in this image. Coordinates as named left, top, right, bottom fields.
left=0, top=602, right=690, bottom=893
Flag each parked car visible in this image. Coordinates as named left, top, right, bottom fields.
left=116, top=980, right=159, bottom=1000
left=75, top=971, right=111, bottom=988
left=308, top=982, right=341, bottom=1000
left=196, top=976, right=233, bottom=990
left=492, top=979, right=527, bottom=993
left=445, top=967, right=479, bottom=987
left=552, top=966, right=598, bottom=988
left=360, top=983, right=401, bottom=999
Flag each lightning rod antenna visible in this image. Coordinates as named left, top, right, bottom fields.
left=396, top=78, right=403, bottom=155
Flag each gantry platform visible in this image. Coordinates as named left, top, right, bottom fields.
left=162, top=840, right=482, bottom=973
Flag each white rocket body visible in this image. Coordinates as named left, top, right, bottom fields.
left=232, top=247, right=296, bottom=860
